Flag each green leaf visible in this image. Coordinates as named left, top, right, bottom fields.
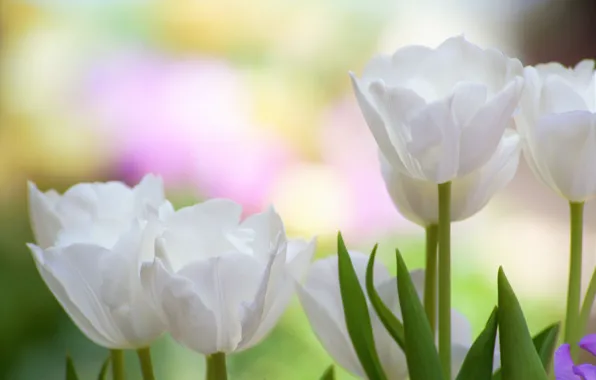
left=493, top=321, right=561, bottom=379
left=66, top=355, right=79, bottom=380
left=337, top=233, right=387, bottom=380
left=318, top=365, right=335, bottom=380
left=395, top=249, right=444, bottom=380
left=533, top=322, right=561, bottom=370
left=366, top=244, right=406, bottom=350
left=455, top=307, right=498, bottom=380
left=97, top=356, right=110, bottom=380
left=497, top=267, right=547, bottom=380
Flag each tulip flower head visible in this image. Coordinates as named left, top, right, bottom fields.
left=555, top=334, right=596, bottom=379
left=515, top=60, right=596, bottom=202
left=27, top=174, right=171, bottom=349
left=141, top=201, right=315, bottom=355
left=350, top=35, right=524, bottom=184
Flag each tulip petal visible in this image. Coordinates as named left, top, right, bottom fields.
left=161, top=199, right=245, bottom=270
left=458, top=77, right=523, bottom=177
left=175, top=253, right=265, bottom=353
left=350, top=73, right=408, bottom=174
left=240, top=206, right=287, bottom=261
left=541, top=76, right=589, bottom=114
left=453, top=129, right=521, bottom=220
left=532, top=111, right=596, bottom=201
left=28, top=244, right=116, bottom=347
left=28, top=243, right=125, bottom=347
left=143, top=259, right=219, bottom=354
left=297, top=285, right=365, bottom=377
left=28, top=182, right=63, bottom=249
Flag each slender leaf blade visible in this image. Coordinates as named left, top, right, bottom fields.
left=97, top=356, right=110, bottom=380
left=493, top=322, right=561, bottom=379
left=498, top=267, right=547, bottom=380
left=366, top=244, right=406, bottom=350
left=337, top=233, right=387, bottom=380
left=66, top=355, right=79, bottom=380
left=319, top=365, right=335, bottom=380
left=455, top=307, right=498, bottom=380
left=395, top=249, right=444, bottom=380
left=533, top=322, right=561, bottom=370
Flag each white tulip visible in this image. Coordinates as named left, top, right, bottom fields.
left=515, top=60, right=596, bottom=202
left=27, top=174, right=171, bottom=348
left=381, top=129, right=521, bottom=226
left=298, top=252, right=474, bottom=379
left=350, top=35, right=524, bottom=184
left=141, top=200, right=315, bottom=355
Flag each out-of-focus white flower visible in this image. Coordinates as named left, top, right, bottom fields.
left=298, top=251, right=474, bottom=379
left=381, top=129, right=521, bottom=226
left=515, top=60, right=596, bottom=202
left=141, top=200, right=315, bottom=355
left=350, top=35, right=524, bottom=184
left=27, top=174, right=170, bottom=348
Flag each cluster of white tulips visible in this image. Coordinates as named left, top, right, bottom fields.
left=27, top=35, right=596, bottom=380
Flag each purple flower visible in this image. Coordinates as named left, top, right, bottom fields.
left=555, top=335, right=596, bottom=379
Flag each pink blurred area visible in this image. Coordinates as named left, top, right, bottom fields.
left=320, top=98, right=412, bottom=238
left=84, top=52, right=297, bottom=213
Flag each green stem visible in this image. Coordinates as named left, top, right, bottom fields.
left=110, top=349, right=126, bottom=380
left=438, top=182, right=451, bottom=379
left=206, top=352, right=228, bottom=380
left=424, top=224, right=439, bottom=337
left=580, top=267, right=596, bottom=337
left=565, top=201, right=584, bottom=357
left=136, top=347, right=156, bottom=380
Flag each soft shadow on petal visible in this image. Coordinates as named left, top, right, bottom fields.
left=533, top=111, right=596, bottom=201
left=28, top=243, right=124, bottom=348
left=452, top=129, right=521, bottom=221
left=133, top=174, right=165, bottom=207
left=350, top=73, right=406, bottom=173
left=28, top=182, right=63, bottom=248
left=176, top=253, right=264, bottom=352
left=554, top=344, right=578, bottom=380
left=240, top=206, right=286, bottom=261
left=458, top=77, right=523, bottom=177
left=541, top=76, right=589, bottom=114
left=144, top=259, right=220, bottom=354
left=237, top=248, right=288, bottom=350
left=161, top=199, right=244, bottom=269
left=297, top=284, right=365, bottom=377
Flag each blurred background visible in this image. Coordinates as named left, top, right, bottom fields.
left=2, top=0, right=596, bottom=378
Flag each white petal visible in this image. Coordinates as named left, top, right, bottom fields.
left=28, top=243, right=116, bottom=347
left=240, top=206, right=286, bottom=261
left=297, top=252, right=391, bottom=377
left=350, top=72, right=407, bottom=173
left=452, top=129, right=521, bottom=221
left=132, top=174, right=167, bottom=217
left=297, top=285, right=364, bottom=377
left=175, top=254, right=265, bottom=353
left=28, top=243, right=126, bottom=347
left=406, top=99, right=460, bottom=183
left=531, top=111, right=596, bottom=201
left=28, top=182, right=62, bottom=248
left=143, top=259, right=219, bottom=354
left=458, top=77, right=523, bottom=177
left=237, top=248, right=288, bottom=350
left=285, top=238, right=316, bottom=280
left=541, top=76, right=589, bottom=113
left=161, top=199, right=244, bottom=270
